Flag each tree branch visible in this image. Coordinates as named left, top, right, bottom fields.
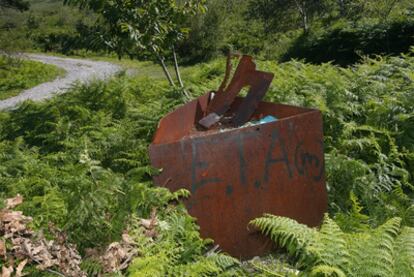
left=151, top=46, right=176, bottom=87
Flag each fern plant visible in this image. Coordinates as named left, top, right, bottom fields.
left=250, top=214, right=414, bottom=276
left=126, top=213, right=245, bottom=277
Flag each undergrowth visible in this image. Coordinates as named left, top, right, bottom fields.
left=250, top=214, right=414, bottom=276
left=0, top=74, right=245, bottom=276
left=283, top=19, right=414, bottom=66
left=0, top=51, right=414, bottom=275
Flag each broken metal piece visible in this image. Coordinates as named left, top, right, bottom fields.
left=199, top=55, right=274, bottom=129
left=198, top=112, right=221, bottom=129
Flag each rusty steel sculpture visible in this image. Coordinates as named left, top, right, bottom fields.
left=149, top=54, right=328, bottom=259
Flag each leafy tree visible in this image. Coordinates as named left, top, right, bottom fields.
left=177, top=0, right=226, bottom=64
left=334, top=0, right=404, bottom=21
left=65, top=0, right=206, bottom=91
left=0, top=0, right=29, bottom=12
left=293, top=0, right=318, bottom=33
left=247, top=0, right=327, bottom=33
left=364, top=0, right=406, bottom=21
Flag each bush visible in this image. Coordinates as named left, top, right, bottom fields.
left=177, top=0, right=225, bottom=64
left=283, top=19, right=414, bottom=65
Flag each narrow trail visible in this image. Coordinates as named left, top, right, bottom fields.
left=0, top=54, right=121, bottom=110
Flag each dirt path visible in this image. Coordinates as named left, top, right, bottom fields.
left=0, top=54, right=121, bottom=110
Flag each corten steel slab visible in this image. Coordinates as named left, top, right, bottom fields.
left=149, top=93, right=327, bottom=259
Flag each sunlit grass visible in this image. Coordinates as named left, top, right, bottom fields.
left=0, top=55, right=65, bottom=100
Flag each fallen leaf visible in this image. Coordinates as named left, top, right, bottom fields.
left=1, top=195, right=86, bottom=277
left=1, top=266, right=13, bottom=277
left=0, top=240, right=5, bottom=257
left=15, top=259, right=27, bottom=277
left=145, top=229, right=158, bottom=238
left=0, top=211, right=25, bottom=223
left=140, top=218, right=153, bottom=229
left=100, top=231, right=138, bottom=273
left=5, top=195, right=23, bottom=209
left=122, top=233, right=133, bottom=244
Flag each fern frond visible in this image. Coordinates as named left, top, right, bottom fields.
left=250, top=214, right=317, bottom=259
left=401, top=205, right=414, bottom=226
left=249, top=255, right=300, bottom=277
left=170, top=258, right=221, bottom=277
left=170, top=188, right=191, bottom=201
left=206, top=252, right=240, bottom=270
left=128, top=252, right=169, bottom=277
left=254, top=214, right=413, bottom=277
left=308, top=215, right=348, bottom=269
left=346, top=217, right=401, bottom=277
left=310, top=264, right=346, bottom=277
left=393, top=227, right=414, bottom=276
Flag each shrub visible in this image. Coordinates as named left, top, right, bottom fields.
left=283, top=19, right=414, bottom=65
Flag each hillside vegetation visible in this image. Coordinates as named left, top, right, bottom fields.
left=1, top=51, right=414, bottom=275
left=1, top=0, right=414, bottom=276
left=2, top=0, right=414, bottom=65
left=0, top=0, right=94, bottom=52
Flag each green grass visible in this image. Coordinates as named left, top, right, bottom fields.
left=0, top=55, right=64, bottom=100
left=95, top=57, right=177, bottom=80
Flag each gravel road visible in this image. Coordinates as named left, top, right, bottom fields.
left=0, top=54, right=121, bottom=110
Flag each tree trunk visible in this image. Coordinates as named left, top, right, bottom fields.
left=159, top=56, right=176, bottom=87
left=302, top=12, right=308, bottom=33
left=152, top=46, right=175, bottom=87
left=172, top=46, right=191, bottom=99
left=172, top=46, right=184, bottom=88
left=338, top=0, right=346, bottom=17
left=294, top=0, right=309, bottom=33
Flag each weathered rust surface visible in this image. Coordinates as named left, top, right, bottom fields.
left=149, top=93, right=328, bottom=259
left=199, top=55, right=274, bottom=128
